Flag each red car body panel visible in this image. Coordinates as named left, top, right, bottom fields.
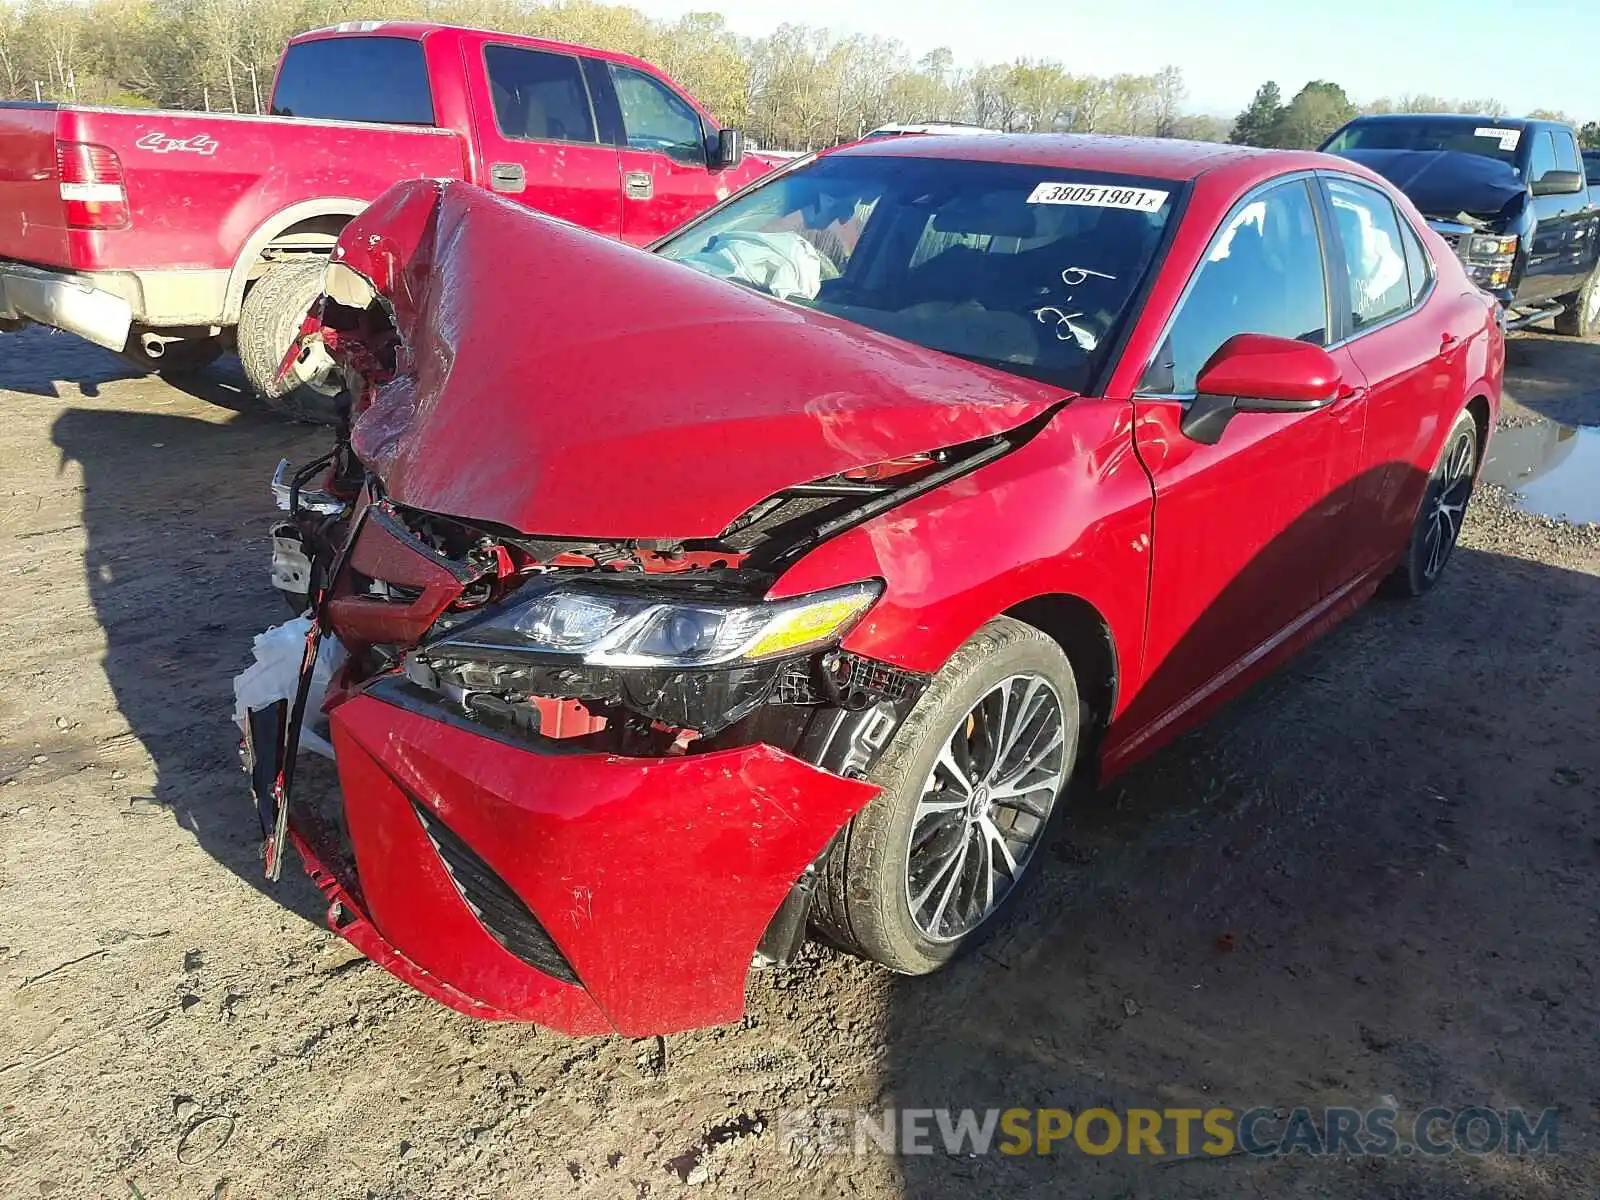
left=330, top=691, right=877, bottom=1035
left=276, top=136, right=1502, bottom=1035
left=770, top=408, right=1154, bottom=681
left=0, top=106, right=72, bottom=268
left=336, top=179, right=1065, bottom=539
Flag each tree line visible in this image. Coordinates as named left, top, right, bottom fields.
left=0, top=0, right=1219, bottom=147
left=1229, top=79, right=1600, bottom=150
left=2, top=0, right=1592, bottom=152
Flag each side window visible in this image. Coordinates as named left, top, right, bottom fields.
left=484, top=46, right=596, bottom=144
left=1529, top=131, right=1558, bottom=183
left=1147, top=180, right=1328, bottom=395
left=1397, top=213, right=1432, bottom=307
left=609, top=65, right=706, bottom=166
left=1326, top=178, right=1412, bottom=329
left=1554, top=130, right=1581, bottom=175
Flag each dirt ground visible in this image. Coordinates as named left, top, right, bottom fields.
left=1, top=324, right=1598, bottom=1200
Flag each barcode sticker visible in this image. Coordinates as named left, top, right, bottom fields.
left=1026, top=182, right=1170, bottom=212
left=1474, top=127, right=1521, bottom=151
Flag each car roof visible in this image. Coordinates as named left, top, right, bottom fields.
left=829, top=133, right=1331, bottom=184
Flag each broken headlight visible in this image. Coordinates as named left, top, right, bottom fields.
left=407, top=580, right=886, bottom=740
left=432, top=580, right=881, bottom=668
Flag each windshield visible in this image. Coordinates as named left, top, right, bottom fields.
left=654, top=155, right=1179, bottom=393
left=1323, top=120, right=1523, bottom=170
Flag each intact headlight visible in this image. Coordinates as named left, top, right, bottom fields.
left=433, top=580, right=882, bottom=669
left=1468, top=233, right=1518, bottom=261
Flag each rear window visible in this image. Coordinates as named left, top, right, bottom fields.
left=270, top=36, right=435, bottom=126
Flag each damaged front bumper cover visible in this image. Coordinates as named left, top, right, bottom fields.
left=313, top=681, right=879, bottom=1035
left=247, top=472, right=928, bottom=1031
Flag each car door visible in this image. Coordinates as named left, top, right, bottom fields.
left=603, top=62, right=725, bottom=245
left=1523, top=129, right=1573, bottom=303
left=1552, top=128, right=1600, bottom=285
left=1125, top=176, right=1359, bottom=732
left=1319, top=174, right=1470, bottom=582
left=467, top=42, right=623, bottom=236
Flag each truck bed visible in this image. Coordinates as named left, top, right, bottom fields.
left=0, top=103, right=467, bottom=274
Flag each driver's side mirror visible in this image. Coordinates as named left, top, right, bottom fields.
left=1532, top=169, right=1583, bottom=197
left=1181, top=333, right=1343, bottom=444
left=711, top=127, right=744, bottom=170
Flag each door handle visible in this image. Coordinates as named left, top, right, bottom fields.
left=489, top=162, right=526, bottom=194
left=1440, top=331, right=1460, bottom=350
left=624, top=170, right=654, bottom=201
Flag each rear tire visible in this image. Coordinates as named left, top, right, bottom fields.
left=237, top=259, right=345, bottom=424
left=1381, top=409, right=1478, bottom=598
left=1553, top=263, right=1600, bottom=337
left=812, top=617, right=1079, bottom=974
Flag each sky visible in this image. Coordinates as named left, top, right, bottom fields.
left=630, top=0, right=1600, bottom=120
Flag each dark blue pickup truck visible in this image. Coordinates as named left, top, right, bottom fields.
left=1322, top=114, right=1600, bottom=335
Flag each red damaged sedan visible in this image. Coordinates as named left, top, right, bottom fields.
left=252, top=135, right=1503, bottom=1036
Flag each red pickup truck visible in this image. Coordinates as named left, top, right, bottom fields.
left=0, top=22, right=772, bottom=415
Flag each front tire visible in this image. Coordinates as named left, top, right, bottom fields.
left=812, top=617, right=1079, bottom=974
left=237, top=259, right=346, bottom=424
left=1382, top=409, right=1478, bottom=598
left=1554, top=263, right=1600, bottom=337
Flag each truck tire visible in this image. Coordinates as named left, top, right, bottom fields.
left=1554, top=263, right=1600, bottom=337
left=237, top=259, right=345, bottom=424
left=811, top=617, right=1079, bottom=974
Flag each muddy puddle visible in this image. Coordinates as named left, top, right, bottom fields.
left=1483, top=415, right=1600, bottom=525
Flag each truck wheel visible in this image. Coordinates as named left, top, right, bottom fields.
left=237, top=259, right=345, bottom=424
left=1554, top=265, right=1600, bottom=337
left=811, top=617, right=1079, bottom=974
left=118, top=335, right=224, bottom=380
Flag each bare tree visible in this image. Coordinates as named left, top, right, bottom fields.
left=1153, top=65, right=1186, bottom=137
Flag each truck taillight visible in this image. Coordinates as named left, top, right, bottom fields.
left=56, top=142, right=129, bottom=230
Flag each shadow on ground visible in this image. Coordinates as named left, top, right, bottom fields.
left=2, top=326, right=255, bottom=412
left=52, top=403, right=330, bottom=924
left=879, top=531, right=1598, bottom=1196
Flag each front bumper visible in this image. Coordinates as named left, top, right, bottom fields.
left=311, top=679, right=877, bottom=1036
left=0, top=261, right=132, bottom=350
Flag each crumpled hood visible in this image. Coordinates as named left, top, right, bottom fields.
left=1332, top=148, right=1528, bottom=225
left=332, top=179, right=1069, bottom=540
